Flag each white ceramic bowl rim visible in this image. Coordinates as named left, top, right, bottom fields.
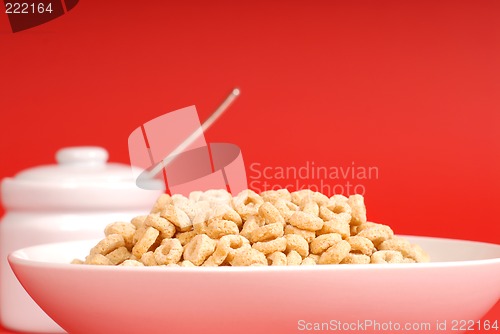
left=8, top=235, right=500, bottom=272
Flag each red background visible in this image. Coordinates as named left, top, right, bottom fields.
left=0, top=0, right=498, bottom=332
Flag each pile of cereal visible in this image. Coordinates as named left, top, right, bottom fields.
left=72, top=189, right=429, bottom=267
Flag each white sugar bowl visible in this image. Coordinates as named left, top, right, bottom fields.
left=0, top=146, right=163, bottom=333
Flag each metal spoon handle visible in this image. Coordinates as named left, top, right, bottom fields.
left=146, top=88, right=240, bottom=179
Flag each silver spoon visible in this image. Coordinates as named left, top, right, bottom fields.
left=144, top=88, right=241, bottom=181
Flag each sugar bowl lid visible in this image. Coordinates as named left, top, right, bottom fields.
left=1, top=146, right=164, bottom=210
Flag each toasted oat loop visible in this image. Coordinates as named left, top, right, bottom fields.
left=75, top=190, right=429, bottom=267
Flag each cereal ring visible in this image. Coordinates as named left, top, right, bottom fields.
left=250, top=223, right=284, bottom=243
left=288, top=211, right=324, bottom=231
left=340, top=253, right=370, bottom=264
left=232, top=189, right=264, bottom=220
left=212, top=204, right=243, bottom=228
left=410, top=244, right=430, bottom=263
left=104, top=222, right=136, bottom=250
left=154, top=238, right=183, bottom=265
left=267, top=252, right=287, bottom=266
left=204, top=235, right=248, bottom=266
left=161, top=204, right=192, bottom=232
left=85, top=254, right=113, bottom=265
left=310, top=233, right=342, bottom=255
left=290, top=189, right=314, bottom=205
left=347, top=194, right=367, bottom=226
left=192, top=213, right=209, bottom=235
left=175, top=230, right=197, bottom=246
left=318, top=240, right=351, bottom=264
left=356, top=224, right=394, bottom=247
left=192, top=200, right=212, bottom=214
left=203, top=254, right=224, bottom=267
left=260, top=189, right=292, bottom=202
left=272, top=199, right=298, bottom=222
left=105, top=246, right=131, bottom=265
left=132, top=227, right=160, bottom=258
left=239, top=216, right=262, bottom=240
left=166, top=263, right=180, bottom=267
left=318, top=206, right=332, bottom=221
left=148, top=229, right=164, bottom=250
left=317, top=218, right=350, bottom=239
left=150, top=194, right=173, bottom=214
left=258, top=202, right=285, bottom=225
left=286, top=250, right=302, bottom=265
left=284, top=225, right=316, bottom=243
left=203, top=247, right=228, bottom=267
left=71, top=259, right=84, bottom=265
left=230, top=247, right=267, bottom=266
left=370, top=250, right=404, bottom=264
left=148, top=234, right=163, bottom=256
left=346, top=236, right=375, bottom=256
left=183, top=234, right=217, bottom=266
left=350, top=225, right=360, bottom=236
left=224, top=236, right=250, bottom=263
left=90, top=234, right=125, bottom=256
left=140, top=251, right=158, bottom=266
left=222, top=208, right=243, bottom=228
left=119, top=260, right=144, bottom=267
left=132, top=227, right=146, bottom=245
left=130, top=215, right=148, bottom=229
left=175, top=200, right=197, bottom=222
left=194, top=199, right=211, bottom=214
left=205, top=219, right=240, bottom=239
left=181, top=260, right=196, bottom=267
left=171, top=194, right=189, bottom=205
left=222, top=244, right=251, bottom=266
left=200, top=189, right=233, bottom=205
left=301, top=257, right=317, bottom=266
left=300, top=199, right=320, bottom=217
left=328, top=195, right=353, bottom=215
left=252, top=237, right=287, bottom=255
left=356, top=222, right=384, bottom=233
left=306, top=254, right=320, bottom=264
left=378, top=237, right=415, bottom=258
left=285, top=234, right=309, bottom=258
left=188, top=191, right=203, bottom=202
left=318, top=206, right=352, bottom=225
left=311, top=192, right=330, bottom=206
left=144, top=214, right=176, bottom=239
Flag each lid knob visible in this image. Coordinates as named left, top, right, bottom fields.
left=56, top=147, right=109, bottom=166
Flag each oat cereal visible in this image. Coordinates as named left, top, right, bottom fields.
left=75, top=189, right=429, bottom=267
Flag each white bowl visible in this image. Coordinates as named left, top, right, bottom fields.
left=8, top=236, right=500, bottom=334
